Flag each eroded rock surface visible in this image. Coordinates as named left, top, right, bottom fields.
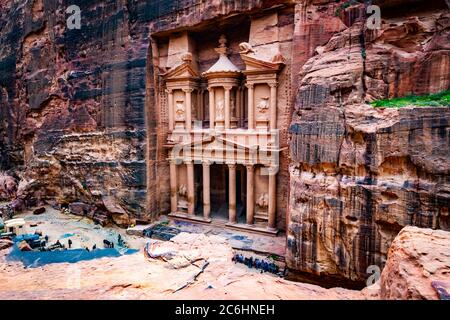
left=0, top=0, right=448, bottom=286
left=380, top=226, right=450, bottom=300
left=0, top=0, right=149, bottom=219
left=287, top=0, right=450, bottom=283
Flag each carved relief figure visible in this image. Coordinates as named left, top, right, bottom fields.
left=230, top=97, right=236, bottom=117
left=175, top=100, right=185, bottom=121
left=192, top=102, right=197, bottom=120
left=177, top=184, right=188, bottom=210
left=256, top=97, right=269, bottom=119
left=178, top=184, right=187, bottom=197
left=256, top=193, right=269, bottom=212
left=216, top=98, right=224, bottom=120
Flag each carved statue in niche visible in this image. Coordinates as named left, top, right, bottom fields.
left=216, top=98, right=224, bottom=121
left=239, top=42, right=255, bottom=54
left=175, top=100, right=185, bottom=121
left=230, top=96, right=238, bottom=127
left=230, top=97, right=236, bottom=117
left=177, top=184, right=188, bottom=210
left=191, top=102, right=197, bottom=120
left=256, top=193, right=269, bottom=213
left=256, top=97, right=269, bottom=119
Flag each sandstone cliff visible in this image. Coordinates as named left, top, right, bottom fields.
left=287, top=0, right=450, bottom=284
left=0, top=0, right=297, bottom=223
left=0, top=0, right=449, bottom=285
left=0, top=0, right=151, bottom=220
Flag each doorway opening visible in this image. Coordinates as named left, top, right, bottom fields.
left=207, top=163, right=246, bottom=223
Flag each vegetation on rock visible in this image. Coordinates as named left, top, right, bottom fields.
left=371, top=90, right=450, bottom=108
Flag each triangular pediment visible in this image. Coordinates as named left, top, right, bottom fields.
left=215, top=137, right=254, bottom=151
left=177, top=135, right=255, bottom=152
left=240, top=54, right=283, bottom=72
left=168, top=133, right=281, bottom=164
left=163, top=62, right=200, bottom=80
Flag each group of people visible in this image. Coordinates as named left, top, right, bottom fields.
left=41, top=234, right=125, bottom=252
left=232, top=253, right=281, bottom=275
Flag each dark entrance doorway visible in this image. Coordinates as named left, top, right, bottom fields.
left=210, top=163, right=228, bottom=221
left=209, top=163, right=246, bottom=223
left=194, top=163, right=203, bottom=216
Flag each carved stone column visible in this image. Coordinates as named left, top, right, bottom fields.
left=268, top=167, right=277, bottom=230
left=184, top=88, right=193, bottom=131
left=186, top=161, right=195, bottom=215
left=198, top=89, right=203, bottom=123
left=208, top=87, right=215, bottom=129
left=224, top=86, right=231, bottom=129
left=202, top=161, right=211, bottom=220
left=247, top=84, right=254, bottom=130
left=241, top=86, right=246, bottom=128
left=246, top=165, right=255, bottom=225
left=236, top=87, right=241, bottom=127
left=228, top=164, right=237, bottom=224
left=269, top=83, right=277, bottom=130
left=169, top=160, right=177, bottom=213
left=166, top=89, right=174, bottom=131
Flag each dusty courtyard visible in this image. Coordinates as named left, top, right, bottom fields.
left=0, top=208, right=363, bottom=300
left=1, top=208, right=448, bottom=300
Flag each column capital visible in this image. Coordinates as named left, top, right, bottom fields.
left=245, top=83, right=254, bottom=89
left=269, top=82, right=278, bottom=88
left=169, top=156, right=184, bottom=165
left=202, top=160, right=212, bottom=166
left=184, top=160, right=194, bottom=165
left=223, top=85, right=233, bottom=91
left=227, top=163, right=236, bottom=170
left=265, top=165, right=278, bottom=175
left=165, top=88, right=174, bottom=94
left=182, top=88, right=194, bottom=93
left=246, top=164, right=255, bottom=171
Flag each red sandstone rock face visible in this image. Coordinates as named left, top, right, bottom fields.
left=0, top=0, right=297, bottom=222
left=0, top=0, right=449, bottom=286
left=287, top=2, right=450, bottom=283
left=380, top=226, right=450, bottom=300
left=0, top=0, right=149, bottom=218
left=0, top=173, right=16, bottom=200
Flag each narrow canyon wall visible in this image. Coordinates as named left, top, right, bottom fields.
left=0, top=0, right=154, bottom=219
left=287, top=0, right=450, bottom=284
left=0, top=0, right=297, bottom=223
left=0, top=0, right=448, bottom=284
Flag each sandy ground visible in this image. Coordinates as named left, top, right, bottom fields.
left=0, top=208, right=365, bottom=300
left=14, top=207, right=147, bottom=250
left=0, top=234, right=364, bottom=300
left=168, top=219, right=286, bottom=257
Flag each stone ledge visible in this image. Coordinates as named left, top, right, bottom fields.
left=168, top=213, right=279, bottom=237
left=168, top=212, right=212, bottom=224
left=225, top=222, right=279, bottom=237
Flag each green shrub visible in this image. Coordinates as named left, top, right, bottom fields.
left=371, top=90, right=450, bottom=108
